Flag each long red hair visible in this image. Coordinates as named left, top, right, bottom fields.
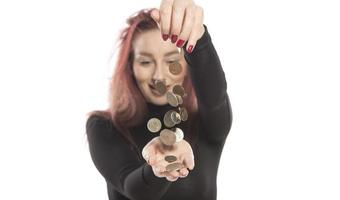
left=87, top=8, right=199, bottom=159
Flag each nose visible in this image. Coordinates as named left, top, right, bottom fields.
left=152, top=63, right=167, bottom=84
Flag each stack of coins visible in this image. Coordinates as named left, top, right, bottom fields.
left=146, top=61, right=188, bottom=172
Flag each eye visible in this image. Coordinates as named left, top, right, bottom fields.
left=167, top=60, right=177, bottom=64
left=140, top=61, right=151, bottom=66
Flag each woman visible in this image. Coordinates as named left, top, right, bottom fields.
left=86, top=0, right=232, bottom=199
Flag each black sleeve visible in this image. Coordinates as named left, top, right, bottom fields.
left=86, top=115, right=171, bottom=200
left=184, top=25, right=233, bottom=144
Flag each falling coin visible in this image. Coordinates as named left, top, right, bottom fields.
left=176, top=95, right=183, bottom=105
left=147, top=118, right=162, bottom=133
left=179, top=107, right=188, bottom=121
left=166, top=91, right=179, bottom=107
left=165, top=155, right=177, bottom=163
left=154, top=80, right=167, bottom=95
left=160, top=129, right=176, bottom=146
left=166, top=162, right=185, bottom=172
left=170, top=111, right=181, bottom=124
left=173, top=84, right=185, bottom=97
left=169, top=62, right=183, bottom=75
left=164, top=110, right=176, bottom=128
left=174, top=127, right=184, bottom=142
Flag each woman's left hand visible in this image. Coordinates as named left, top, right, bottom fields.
left=142, top=136, right=195, bottom=181
left=150, top=0, right=205, bottom=53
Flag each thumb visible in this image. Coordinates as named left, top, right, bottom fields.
left=148, top=147, right=158, bottom=165
left=150, top=8, right=160, bottom=23
left=142, top=145, right=156, bottom=165
left=183, top=153, right=195, bottom=170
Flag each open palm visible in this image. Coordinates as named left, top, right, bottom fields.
left=142, top=136, right=195, bottom=181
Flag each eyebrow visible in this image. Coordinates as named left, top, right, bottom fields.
left=164, top=50, right=180, bottom=57
left=136, top=50, right=180, bottom=58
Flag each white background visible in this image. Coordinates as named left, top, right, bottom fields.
left=0, top=0, right=339, bottom=199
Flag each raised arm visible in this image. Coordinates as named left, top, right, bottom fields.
left=184, top=25, right=233, bottom=144
left=86, top=115, right=171, bottom=200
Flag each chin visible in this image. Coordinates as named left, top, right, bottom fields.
left=145, top=93, right=167, bottom=105
left=149, top=97, right=167, bottom=105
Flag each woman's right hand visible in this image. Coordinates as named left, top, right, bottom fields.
left=150, top=0, right=205, bottom=53
left=142, top=136, right=195, bottom=182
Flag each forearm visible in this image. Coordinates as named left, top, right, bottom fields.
left=184, top=25, right=227, bottom=108
left=87, top=116, right=172, bottom=200
left=118, top=163, right=172, bottom=200
left=184, top=25, right=233, bottom=143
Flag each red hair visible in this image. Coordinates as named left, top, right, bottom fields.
left=87, top=8, right=198, bottom=158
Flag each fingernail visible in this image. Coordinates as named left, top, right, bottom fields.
left=176, top=39, right=185, bottom=47
left=162, top=34, right=169, bottom=41
left=188, top=45, right=194, bottom=53
left=171, top=35, right=178, bottom=43
left=181, top=174, right=188, bottom=178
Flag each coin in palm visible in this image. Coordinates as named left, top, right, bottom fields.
left=166, top=162, right=185, bottom=172
left=165, top=155, right=177, bottom=163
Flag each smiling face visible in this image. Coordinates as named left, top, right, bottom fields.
left=132, top=29, right=188, bottom=105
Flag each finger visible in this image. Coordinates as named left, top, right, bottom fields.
left=159, top=0, right=174, bottom=40
left=150, top=8, right=160, bottom=23
left=154, top=162, right=167, bottom=173
left=167, top=169, right=181, bottom=178
left=142, top=145, right=150, bottom=162
left=186, top=5, right=204, bottom=54
left=148, top=137, right=165, bottom=165
left=150, top=8, right=161, bottom=30
left=164, top=171, right=179, bottom=182
left=152, top=165, right=162, bottom=176
left=182, top=153, right=195, bottom=170
left=142, top=137, right=159, bottom=162
left=170, top=1, right=186, bottom=44
left=176, top=5, right=196, bottom=48
left=179, top=168, right=189, bottom=178
left=166, top=176, right=179, bottom=182
left=147, top=147, right=158, bottom=165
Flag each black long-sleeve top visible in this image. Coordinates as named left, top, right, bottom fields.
left=86, top=25, right=233, bottom=200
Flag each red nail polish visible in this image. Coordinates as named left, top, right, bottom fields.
left=176, top=39, right=185, bottom=47
left=171, top=35, right=178, bottom=43
left=162, top=34, right=169, bottom=41
left=188, top=45, right=193, bottom=53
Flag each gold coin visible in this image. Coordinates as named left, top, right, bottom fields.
left=166, top=91, right=179, bottom=107
left=154, top=80, right=167, bottom=95
left=170, top=111, right=181, bottom=124
left=164, top=155, right=177, bottom=163
left=174, top=127, right=184, bottom=142
left=166, top=162, right=185, bottom=172
left=147, top=118, right=161, bottom=133
left=169, top=62, right=182, bottom=75
left=160, top=129, right=176, bottom=146
left=164, top=110, right=176, bottom=128
left=179, top=107, right=188, bottom=121
left=173, top=84, right=185, bottom=97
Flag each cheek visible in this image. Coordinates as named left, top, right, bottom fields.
left=133, top=65, right=150, bottom=83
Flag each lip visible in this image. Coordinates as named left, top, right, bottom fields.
left=149, top=84, right=171, bottom=96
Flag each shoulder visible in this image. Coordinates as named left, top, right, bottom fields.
left=86, top=114, right=117, bottom=139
